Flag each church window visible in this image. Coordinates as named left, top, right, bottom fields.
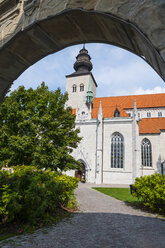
left=141, top=138, right=152, bottom=167
left=80, top=84, right=84, bottom=92
left=111, top=132, right=124, bottom=168
left=158, top=112, right=162, bottom=117
left=72, top=84, right=76, bottom=92
left=147, top=112, right=151, bottom=117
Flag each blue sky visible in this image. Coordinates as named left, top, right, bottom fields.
left=11, top=43, right=165, bottom=97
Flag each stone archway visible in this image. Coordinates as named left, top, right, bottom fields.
left=0, top=0, right=165, bottom=101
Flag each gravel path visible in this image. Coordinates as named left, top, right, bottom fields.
left=0, top=183, right=165, bottom=248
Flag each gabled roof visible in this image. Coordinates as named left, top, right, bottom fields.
left=72, top=93, right=165, bottom=134
left=72, top=105, right=128, bottom=118
left=139, top=118, right=165, bottom=134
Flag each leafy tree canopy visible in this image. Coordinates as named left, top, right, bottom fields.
left=0, top=82, right=81, bottom=171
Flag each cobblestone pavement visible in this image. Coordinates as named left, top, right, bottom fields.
left=0, top=183, right=165, bottom=248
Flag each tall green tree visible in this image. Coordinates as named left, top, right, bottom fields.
left=0, top=83, right=81, bottom=171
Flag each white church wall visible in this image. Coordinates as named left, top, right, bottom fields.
left=126, top=108, right=165, bottom=119
left=91, top=76, right=96, bottom=98
left=102, top=118, right=133, bottom=184
left=103, top=171, right=132, bottom=184
left=65, top=169, right=75, bottom=177
left=66, top=74, right=96, bottom=109
left=73, top=120, right=97, bottom=183
left=160, top=132, right=165, bottom=162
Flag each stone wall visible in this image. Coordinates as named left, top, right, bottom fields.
left=0, top=0, right=164, bottom=101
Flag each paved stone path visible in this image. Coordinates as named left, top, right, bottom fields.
left=0, top=183, right=165, bottom=248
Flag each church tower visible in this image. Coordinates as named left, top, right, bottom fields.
left=66, top=45, right=97, bottom=109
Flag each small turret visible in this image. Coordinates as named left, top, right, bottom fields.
left=133, top=99, right=138, bottom=121
left=86, top=77, right=93, bottom=106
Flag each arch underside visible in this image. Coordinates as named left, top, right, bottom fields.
left=0, top=7, right=165, bottom=101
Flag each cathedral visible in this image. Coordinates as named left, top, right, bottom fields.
left=66, top=46, right=165, bottom=184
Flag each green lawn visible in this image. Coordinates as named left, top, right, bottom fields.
left=93, top=187, right=138, bottom=204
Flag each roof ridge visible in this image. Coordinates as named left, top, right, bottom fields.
left=94, top=92, right=165, bottom=99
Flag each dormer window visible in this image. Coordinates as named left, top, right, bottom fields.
left=72, top=84, right=76, bottom=92
left=114, top=107, right=120, bottom=117
left=80, top=84, right=84, bottom=92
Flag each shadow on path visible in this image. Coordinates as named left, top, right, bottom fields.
left=0, top=183, right=165, bottom=248
left=0, top=212, right=164, bottom=248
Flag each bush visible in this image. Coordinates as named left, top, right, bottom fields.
left=132, top=173, right=165, bottom=214
left=0, top=166, right=78, bottom=224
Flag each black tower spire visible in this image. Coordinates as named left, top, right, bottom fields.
left=73, top=45, right=93, bottom=73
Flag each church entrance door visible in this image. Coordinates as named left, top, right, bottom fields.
left=75, top=163, right=86, bottom=182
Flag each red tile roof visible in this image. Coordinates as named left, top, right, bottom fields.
left=92, top=104, right=128, bottom=118
left=72, top=93, right=165, bottom=134
left=72, top=109, right=76, bottom=115
left=94, top=93, right=165, bottom=110
left=139, top=118, right=165, bottom=134
left=92, top=93, right=165, bottom=118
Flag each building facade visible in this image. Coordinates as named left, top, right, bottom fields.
left=66, top=46, right=165, bottom=184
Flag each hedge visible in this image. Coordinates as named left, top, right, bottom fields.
left=132, top=173, right=165, bottom=214
left=0, top=166, right=78, bottom=224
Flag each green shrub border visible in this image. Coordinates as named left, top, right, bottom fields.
left=0, top=166, right=78, bottom=227
left=132, top=173, right=165, bottom=215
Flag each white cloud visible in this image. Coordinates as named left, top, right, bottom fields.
left=96, top=59, right=157, bottom=85
left=133, top=86, right=165, bottom=95
left=95, top=57, right=164, bottom=97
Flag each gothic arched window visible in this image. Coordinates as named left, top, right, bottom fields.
left=80, top=84, right=84, bottom=92
left=141, top=138, right=152, bottom=167
left=72, top=84, right=76, bottom=92
left=111, top=132, right=124, bottom=168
